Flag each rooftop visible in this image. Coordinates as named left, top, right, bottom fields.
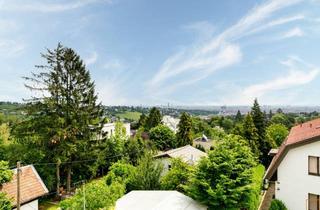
left=0, top=165, right=48, bottom=206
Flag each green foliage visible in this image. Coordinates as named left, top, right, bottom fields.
left=127, top=153, right=163, bottom=191
left=0, top=161, right=13, bottom=185
left=14, top=43, right=105, bottom=191
left=269, top=199, right=287, bottom=210
left=186, top=134, right=257, bottom=210
left=209, top=116, right=234, bottom=132
left=60, top=179, right=125, bottom=210
left=105, top=161, right=135, bottom=188
left=251, top=99, right=271, bottom=166
left=137, top=113, right=147, bottom=128
left=270, top=113, right=292, bottom=128
left=145, top=107, right=162, bottom=131
left=247, top=164, right=265, bottom=210
left=266, top=124, right=288, bottom=146
left=160, top=158, right=193, bottom=192
left=0, top=161, right=12, bottom=210
left=235, top=110, right=243, bottom=123
left=176, top=112, right=193, bottom=147
left=0, top=124, right=10, bottom=145
left=0, top=193, right=12, bottom=210
left=242, top=113, right=260, bottom=157
left=149, top=125, right=176, bottom=150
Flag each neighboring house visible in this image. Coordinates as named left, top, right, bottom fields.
left=264, top=118, right=320, bottom=210
left=193, top=134, right=213, bottom=151
left=154, top=145, right=207, bottom=171
left=102, top=123, right=130, bottom=138
left=162, top=115, right=179, bottom=133
left=115, top=190, right=207, bottom=210
left=1, top=165, right=48, bottom=210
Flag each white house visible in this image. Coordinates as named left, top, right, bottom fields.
left=264, top=118, right=320, bottom=210
left=102, top=122, right=130, bottom=138
left=1, top=165, right=48, bottom=210
left=115, top=190, right=207, bottom=210
left=154, top=145, right=207, bottom=171
left=162, top=115, right=180, bottom=133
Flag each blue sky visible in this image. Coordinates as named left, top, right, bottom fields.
left=0, top=0, right=320, bottom=106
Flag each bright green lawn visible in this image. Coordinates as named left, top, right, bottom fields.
left=39, top=202, right=59, bottom=210
left=116, top=111, right=141, bottom=121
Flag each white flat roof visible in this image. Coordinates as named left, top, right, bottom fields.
left=115, top=190, right=207, bottom=210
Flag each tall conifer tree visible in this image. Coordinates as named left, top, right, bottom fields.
left=176, top=112, right=193, bottom=147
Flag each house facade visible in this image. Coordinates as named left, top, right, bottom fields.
left=264, top=118, right=320, bottom=210
left=102, top=123, right=130, bottom=138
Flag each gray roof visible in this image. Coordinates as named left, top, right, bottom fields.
left=154, top=145, right=207, bottom=165
left=115, top=191, right=207, bottom=210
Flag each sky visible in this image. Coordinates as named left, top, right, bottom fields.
left=0, top=0, right=320, bottom=106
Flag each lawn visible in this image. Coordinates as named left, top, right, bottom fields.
left=116, top=111, right=141, bottom=121
left=39, top=202, right=59, bottom=210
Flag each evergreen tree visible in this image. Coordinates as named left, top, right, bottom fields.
left=176, top=112, right=193, bottom=147
left=145, top=107, right=162, bottom=130
left=137, top=113, right=146, bottom=128
left=251, top=99, right=271, bottom=166
left=242, top=113, right=260, bottom=157
left=235, top=110, right=243, bottom=123
left=16, top=43, right=105, bottom=194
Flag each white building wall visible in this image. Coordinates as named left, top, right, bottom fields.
left=13, top=200, right=38, bottom=210
left=276, top=140, right=320, bottom=210
left=102, top=123, right=130, bottom=138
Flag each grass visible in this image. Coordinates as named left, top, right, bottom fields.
left=39, top=202, right=59, bottom=210
left=116, top=111, right=141, bottom=121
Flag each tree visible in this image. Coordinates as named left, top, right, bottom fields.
left=186, top=135, right=256, bottom=210
left=149, top=125, right=176, bottom=150
left=176, top=112, right=193, bottom=147
left=242, top=113, right=260, bottom=157
left=160, top=158, right=193, bottom=192
left=145, top=107, right=162, bottom=130
left=16, top=44, right=105, bottom=194
left=266, top=124, right=288, bottom=146
left=137, top=113, right=146, bottom=128
left=0, top=161, right=13, bottom=210
left=127, top=153, right=163, bottom=191
left=235, top=110, right=243, bottom=123
left=251, top=99, right=270, bottom=166
left=270, top=113, right=291, bottom=128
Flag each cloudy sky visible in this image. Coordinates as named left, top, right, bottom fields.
left=0, top=0, right=320, bottom=106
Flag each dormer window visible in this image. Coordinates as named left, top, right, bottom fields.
left=309, top=156, right=320, bottom=176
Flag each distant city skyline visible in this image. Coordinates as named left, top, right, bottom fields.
left=0, top=0, right=320, bottom=106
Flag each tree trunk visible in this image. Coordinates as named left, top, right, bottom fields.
left=56, top=162, right=60, bottom=197
left=67, top=164, right=71, bottom=193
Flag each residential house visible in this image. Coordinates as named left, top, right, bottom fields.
left=162, top=115, right=179, bottom=133
left=115, top=190, right=207, bottom=210
left=193, top=134, right=213, bottom=151
left=1, top=165, right=49, bottom=210
left=154, top=145, right=207, bottom=171
left=102, top=123, right=130, bottom=138
left=264, top=118, right=320, bottom=210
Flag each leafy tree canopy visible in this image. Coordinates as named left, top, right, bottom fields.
left=149, top=125, right=176, bottom=150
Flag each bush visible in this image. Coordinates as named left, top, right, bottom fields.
left=60, top=179, right=125, bottom=210
left=247, top=164, right=265, bottom=210
left=269, top=199, right=287, bottom=210
left=0, top=192, right=12, bottom=210
left=149, top=125, right=176, bottom=150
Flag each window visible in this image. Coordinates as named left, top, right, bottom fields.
left=309, top=156, right=320, bottom=176
left=309, top=193, right=320, bottom=210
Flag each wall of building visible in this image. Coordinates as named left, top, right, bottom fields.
left=13, top=200, right=38, bottom=210
left=276, top=140, right=320, bottom=210
left=102, top=123, right=130, bottom=138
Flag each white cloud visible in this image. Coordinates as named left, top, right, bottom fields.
left=148, top=0, right=304, bottom=99
left=0, top=0, right=112, bottom=13
left=103, top=59, right=125, bottom=71
left=281, top=27, right=304, bottom=38
left=84, top=51, right=98, bottom=66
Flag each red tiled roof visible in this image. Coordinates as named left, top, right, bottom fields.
left=265, top=118, right=320, bottom=179
left=0, top=165, right=48, bottom=206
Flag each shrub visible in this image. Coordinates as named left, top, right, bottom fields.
left=0, top=193, right=12, bottom=210
left=60, top=179, right=125, bottom=210
left=269, top=199, right=287, bottom=210
left=247, top=164, right=265, bottom=210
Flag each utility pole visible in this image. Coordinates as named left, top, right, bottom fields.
left=17, top=161, right=21, bottom=210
